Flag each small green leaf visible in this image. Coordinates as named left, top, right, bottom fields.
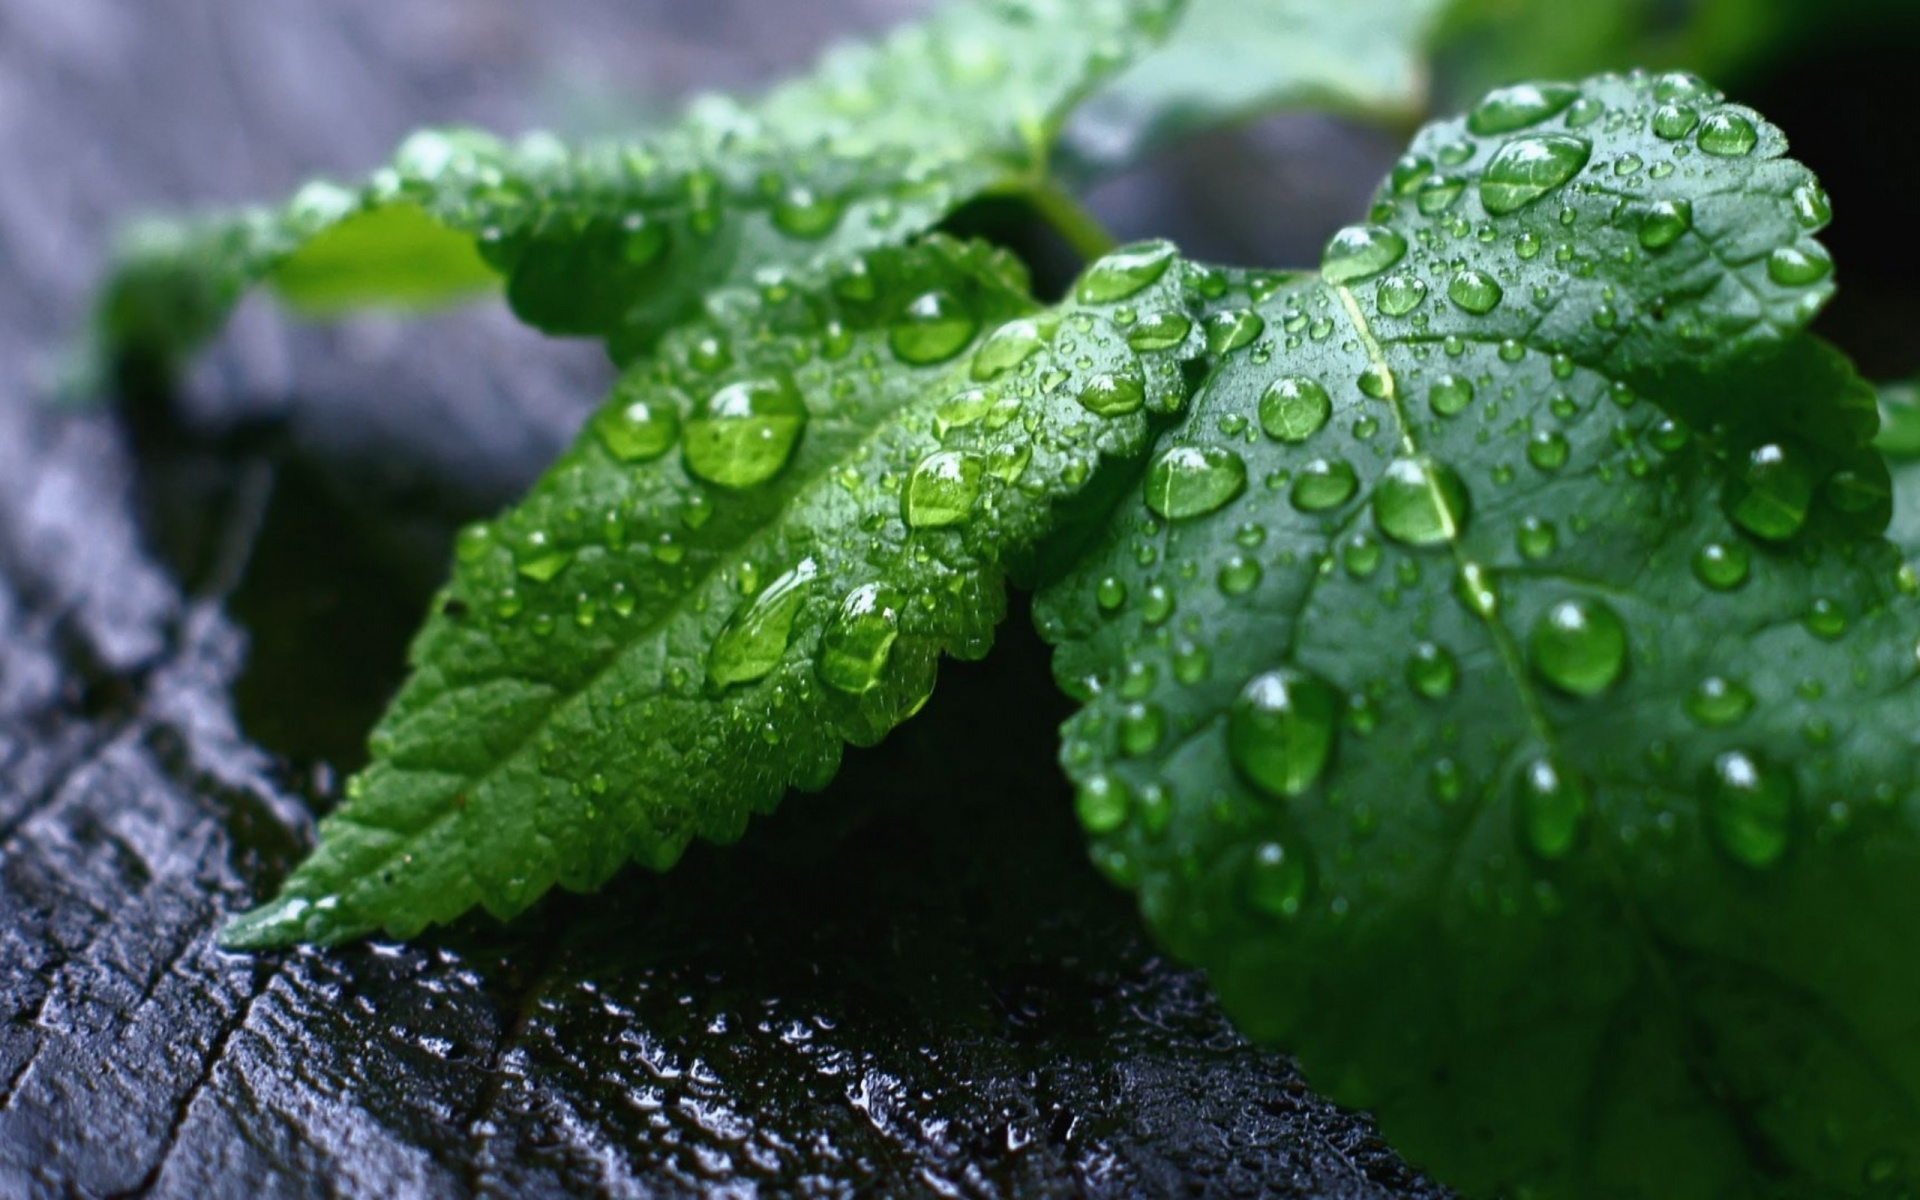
left=1065, top=0, right=1451, bottom=171
left=93, top=0, right=1183, bottom=378
left=221, top=234, right=1195, bottom=948
left=1038, top=72, right=1919, bottom=1198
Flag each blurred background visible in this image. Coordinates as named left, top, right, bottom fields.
left=1, top=1, right=1916, bottom=1196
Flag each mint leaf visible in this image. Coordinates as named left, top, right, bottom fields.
left=1037, top=72, right=1919, bottom=1196
left=221, top=233, right=1194, bottom=947
left=93, top=0, right=1182, bottom=379
left=1066, top=0, right=1450, bottom=171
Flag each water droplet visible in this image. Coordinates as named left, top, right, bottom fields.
left=1766, top=244, right=1833, bottom=287
left=1141, top=584, right=1175, bottom=625
left=1229, top=668, right=1339, bottom=799
left=1078, top=372, right=1146, bottom=417
left=770, top=187, right=845, bottom=239
left=1245, top=840, right=1309, bottom=917
left=1075, top=774, right=1130, bottom=834
left=1516, top=756, right=1588, bottom=860
left=1448, top=269, right=1504, bottom=314
left=1077, top=239, right=1177, bottom=303
left=1377, top=273, right=1428, bottom=316
left=1374, top=456, right=1470, bottom=547
left=1637, top=199, right=1693, bottom=250
left=1791, top=182, right=1832, bottom=229
left=684, top=376, right=808, bottom=487
left=889, top=291, right=978, bottom=365
left=1391, top=154, right=1433, bottom=194
left=1218, top=554, right=1263, bottom=596
left=1804, top=597, right=1848, bottom=640
left=1128, top=310, right=1193, bottom=351
left=1692, top=542, right=1749, bottom=590
left=1145, top=446, right=1247, bottom=519
left=1725, top=443, right=1812, bottom=541
left=1429, top=759, right=1466, bottom=806
left=1654, top=72, right=1716, bottom=103
left=1687, top=676, right=1754, bottom=727
left=1530, top=598, right=1628, bottom=695
left=1696, top=110, right=1759, bottom=157
left=1095, top=576, right=1127, bottom=613
left=903, top=450, right=985, bottom=528
left=818, top=582, right=904, bottom=694
left=970, top=318, right=1046, bottom=381
left=1469, top=82, right=1580, bottom=135
left=1204, top=309, right=1264, bottom=354
left=1527, top=430, right=1570, bottom=471
left=1259, top=377, right=1332, bottom=443
left=592, top=393, right=681, bottom=463
left=1416, top=175, right=1467, bottom=216
left=455, top=524, right=495, bottom=564
left=1358, top=364, right=1395, bottom=400
left=709, top=559, right=818, bottom=688
left=1706, top=751, right=1794, bottom=869
left=1119, top=703, right=1165, bottom=757
left=1321, top=224, right=1408, bottom=285
left=1407, top=642, right=1459, bottom=699
left=1430, top=374, right=1475, bottom=416
left=1517, top=516, right=1558, bottom=560
left=1480, top=135, right=1592, bottom=216
left=1291, top=458, right=1359, bottom=512
left=515, top=533, right=573, bottom=582
left=1651, top=103, right=1699, bottom=140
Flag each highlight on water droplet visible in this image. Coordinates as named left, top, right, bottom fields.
left=1321, top=224, right=1408, bottom=285
left=1145, top=445, right=1247, bottom=520
left=683, top=375, right=808, bottom=488
left=1705, top=750, right=1795, bottom=869
left=1228, top=667, right=1339, bottom=799
left=1479, top=135, right=1592, bottom=216
left=818, top=582, right=905, bottom=695
left=903, top=450, right=985, bottom=528
left=1529, top=597, right=1628, bottom=696
left=709, top=558, right=818, bottom=688
left=1373, top=456, right=1470, bottom=547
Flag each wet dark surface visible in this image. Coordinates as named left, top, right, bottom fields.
left=0, top=2, right=1451, bottom=1196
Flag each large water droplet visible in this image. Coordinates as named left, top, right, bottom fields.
left=1448, top=270, right=1504, bottom=314
left=1229, top=668, right=1339, bottom=799
left=1706, top=751, right=1794, bottom=869
left=1469, top=82, right=1580, bottom=135
left=1766, top=244, right=1833, bottom=287
left=1078, top=372, right=1146, bottom=416
left=683, top=377, right=807, bottom=487
left=709, top=558, right=818, bottom=688
left=1516, top=756, right=1588, bottom=860
left=1075, top=774, right=1130, bottom=834
left=1529, top=598, right=1628, bottom=695
left=1725, top=442, right=1812, bottom=541
left=771, top=187, right=845, bottom=239
left=1321, top=224, right=1408, bottom=285
left=1480, top=135, right=1592, bottom=216
left=1204, top=309, right=1265, bottom=354
left=969, top=318, right=1046, bottom=381
left=1407, top=642, right=1459, bottom=699
left=1145, top=446, right=1247, bottom=520
left=818, top=582, right=904, bottom=695
left=889, top=291, right=978, bottom=365
left=1374, top=456, right=1470, bottom=547
left=1259, top=377, right=1332, bottom=443
left=1128, top=310, right=1193, bottom=352
left=1637, top=199, right=1693, bottom=250
left=1245, top=840, right=1309, bottom=917
left=1687, top=676, right=1754, bottom=727
left=1696, top=111, right=1759, bottom=157
left=1076, top=239, right=1177, bottom=304
left=1377, top=273, right=1429, bottom=315
left=1692, top=541, right=1751, bottom=590
left=903, top=450, right=985, bottom=528
left=592, top=392, right=681, bottom=463
left=1291, top=458, right=1359, bottom=512
left=1430, top=374, right=1474, bottom=417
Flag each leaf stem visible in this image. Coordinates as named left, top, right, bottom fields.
left=1026, top=179, right=1118, bottom=263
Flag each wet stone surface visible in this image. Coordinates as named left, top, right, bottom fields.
left=0, top=1, right=1445, bottom=1196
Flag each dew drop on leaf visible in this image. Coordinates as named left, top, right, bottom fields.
left=818, top=582, right=904, bottom=695
left=1119, top=702, right=1166, bottom=756
left=1407, top=642, right=1459, bottom=699
left=1448, top=269, right=1504, bottom=314
left=1479, top=135, right=1592, bottom=216
left=1429, top=373, right=1474, bottom=416
left=1259, top=377, right=1332, bottom=443
left=1651, top=103, right=1699, bottom=140
left=770, top=186, right=845, bottom=240
left=1515, top=756, right=1588, bottom=860
left=1529, top=598, right=1628, bottom=696
left=1696, top=110, right=1759, bottom=157
left=888, top=290, right=978, bottom=365
left=1078, top=372, right=1146, bottom=416
left=1075, top=774, right=1130, bottom=834
left=903, top=450, right=985, bottom=528
left=1127, top=310, right=1192, bottom=352
left=1468, top=82, right=1580, bottom=136
left=1320, top=224, right=1408, bottom=284
left=1766, top=244, right=1833, bottom=286
left=1145, top=445, right=1247, bottom=520
left=1245, top=840, right=1310, bottom=917
left=1377, top=273, right=1428, bottom=315
left=1706, top=750, right=1795, bottom=869
left=1516, top=516, right=1557, bottom=560
left=1204, top=308, right=1265, bottom=354
left=592, top=394, right=681, bottom=463
left=1291, top=458, right=1359, bottom=512
left=1527, top=430, right=1570, bottom=472
left=1637, top=199, right=1693, bottom=250
left=1687, top=676, right=1754, bottom=727
left=969, top=317, right=1046, bottom=381
left=683, top=376, right=808, bottom=488
left=1692, top=541, right=1751, bottom=590
left=1076, top=239, right=1177, bottom=304
left=1218, top=553, right=1263, bottom=597
left=1229, top=668, right=1339, bottom=799
left=709, top=558, right=818, bottom=688
left=1725, top=442, right=1813, bottom=541
left=1373, top=456, right=1470, bottom=547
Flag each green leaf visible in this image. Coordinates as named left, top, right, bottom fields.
left=1037, top=72, right=1919, bottom=1197
left=1065, top=0, right=1450, bottom=172
left=221, top=232, right=1195, bottom=948
left=92, top=0, right=1182, bottom=378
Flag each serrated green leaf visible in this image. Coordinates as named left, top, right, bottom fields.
left=1037, top=72, right=1919, bottom=1198
left=1065, top=0, right=1450, bottom=172
left=221, top=233, right=1197, bottom=948
left=92, top=0, right=1182, bottom=380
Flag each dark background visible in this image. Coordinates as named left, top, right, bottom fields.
left=0, top=1, right=1913, bottom=1197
